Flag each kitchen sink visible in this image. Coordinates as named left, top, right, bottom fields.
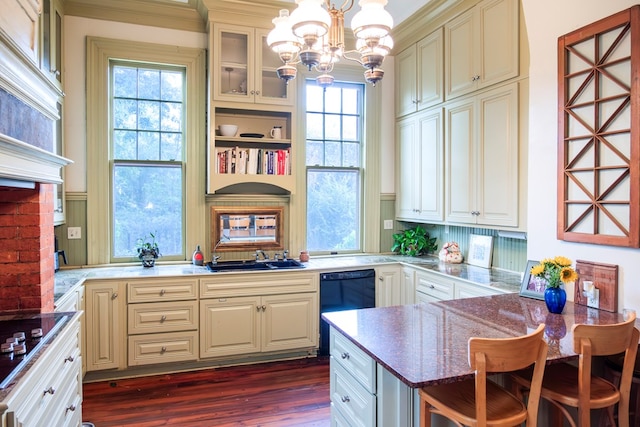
left=206, top=259, right=305, bottom=272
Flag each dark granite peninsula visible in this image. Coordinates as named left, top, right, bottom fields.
left=323, top=294, right=629, bottom=426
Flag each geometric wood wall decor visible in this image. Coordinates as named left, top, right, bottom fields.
left=557, top=6, right=640, bottom=247
left=574, top=260, right=618, bottom=313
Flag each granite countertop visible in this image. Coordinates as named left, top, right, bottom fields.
left=322, top=293, right=626, bottom=388
left=54, top=254, right=523, bottom=300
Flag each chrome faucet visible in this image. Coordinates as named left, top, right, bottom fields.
left=283, top=249, right=289, bottom=260
left=212, top=235, right=229, bottom=264
left=255, top=249, right=269, bottom=261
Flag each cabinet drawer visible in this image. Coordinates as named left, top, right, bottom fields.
left=128, top=300, right=198, bottom=334
left=128, top=331, right=198, bottom=366
left=330, top=359, right=376, bottom=427
left=415, top=273, right=454, bottom=301
left=128, top=279, right=198, bottom=303
left=330, top=327, right=375, bottom=393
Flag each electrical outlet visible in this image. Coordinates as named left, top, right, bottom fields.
left=67, top=227, right=81, bottom=240
left=587, top=288, right=599, bottom=309
left=383, top=220, right=393, bottom=230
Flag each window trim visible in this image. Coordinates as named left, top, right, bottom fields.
left=86, top=37, right=206, bottom=265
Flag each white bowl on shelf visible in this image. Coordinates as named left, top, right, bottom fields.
left=218, top=125, right=238, bottom=137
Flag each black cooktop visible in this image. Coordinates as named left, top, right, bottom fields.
left=0, top=312, right=71, bottom=389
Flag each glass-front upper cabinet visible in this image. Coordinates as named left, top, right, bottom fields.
left=212, top=23, right=294, bottom=106
left=42, top=0, right=64, bottom=89
left=53, top=99, right=65, bottom=225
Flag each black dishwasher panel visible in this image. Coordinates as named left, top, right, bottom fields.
left=319, top=269, right=376, bottom=356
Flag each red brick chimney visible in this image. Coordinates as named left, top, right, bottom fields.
left=0, top=184, right=55, bottom=313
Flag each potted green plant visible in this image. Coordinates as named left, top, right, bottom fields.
left=136, top=232, right=161, bottom=267
left=391, top=225, right=437, bottom=256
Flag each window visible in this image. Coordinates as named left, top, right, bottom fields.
left=305, top=81, right=364, bottom=252
left=111, top=64, right=185, bottom=259
left=86, top=38, right=205, bottom=265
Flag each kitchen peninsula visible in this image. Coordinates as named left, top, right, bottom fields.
left=323, top=294, right=629, bottom=426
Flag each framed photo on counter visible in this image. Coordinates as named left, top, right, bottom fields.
left=519, top=260, right=545, bottom=300
left=467, top=234, right=494, bottom=268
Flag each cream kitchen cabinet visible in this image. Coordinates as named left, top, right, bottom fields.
left=395, top=28, right=443, bottom=118
left=211, top=23, right=293, bottom=106
left=415, top=269, right=455, bottom=303
left=396, top=107, right=444, bottom=223
left=445, top=82, right=519, bottom=227
left=445, top=0, right=518, bottom=99
left=1, top=0, right=41, bottom=64
left=2, top=312, right=83, bottom=427
left=84, top=280, right=126, bottom=372
left=127, top=278, right=199, bottom=366
left=375, top=264, right=402, bottom=307
left=200, top=272, right=318, bottom=359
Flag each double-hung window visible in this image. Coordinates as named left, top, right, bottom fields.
left=111, top=64, right=185, bottom=259
left=305, top=81, right=364, bottom=252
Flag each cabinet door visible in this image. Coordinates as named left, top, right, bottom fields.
left=395, top=45, right=417, bottom=117
left=262, top=292, right=318, bottom=352
left=416, top=108, right=444, bottom=222
left=376, top=265, right=401, bottom=307
left=445, top=97, right=476, bottom=224
left=255, top=28, right=293, bottom=105
left=401, top=267, right=415, bottom=305
left=478, top=0, right=519, bottom=88
left=445, top=7, right=477, bottom=98
left=85, top=281, right=126, bottom=371
left=477, top=83, right=519, bottom=226
left=416, top=28, right=444, bottom=110
left=213, top=23, right=253, bottom=103
left=200, top=296, right=260, bottom=358
left=396, top=116, right=419, bottom=220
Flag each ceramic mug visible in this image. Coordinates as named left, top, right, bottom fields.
left=270, top=126, right=282, bottom=139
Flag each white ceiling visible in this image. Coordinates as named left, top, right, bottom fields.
left=281, top=0, right=433, bottom=27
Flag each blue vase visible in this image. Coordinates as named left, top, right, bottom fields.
left=544, top=287, right=567, bottom=314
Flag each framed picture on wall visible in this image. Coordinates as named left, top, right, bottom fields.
left=519, top=260, right=545, bottom=300
left=467, top=234, right=493, bottom=268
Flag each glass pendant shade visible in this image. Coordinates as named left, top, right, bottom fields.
left=351, top=0, right=393, bottom=41
left=267, top=10, right=301, bottom=62
left=289, top=0, right=331, bottom=46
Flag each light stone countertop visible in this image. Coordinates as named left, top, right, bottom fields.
left=54, top=254, right=524, bottom=301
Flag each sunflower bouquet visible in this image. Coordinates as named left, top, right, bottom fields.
left=530, top=256, right=578, bottom=289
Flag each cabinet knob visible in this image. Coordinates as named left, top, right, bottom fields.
left=111, top=293, right=118, bottom=300
left=160, top=315, right=167, bottom=322
left=160, top=289, right=166, bottom=296
left=43, top=387, right=55, bottom=396
left=66, top=404, right=76, bottom=414
left=341, top=352, right=350, bottom=360
left=255, top=90, right=260, bottom=95
left=429, top=284, right=435, bottom=289
left=64, top=355, right=74, bottom=363
left=161, top=346, right=167, bottom=353
left=261, top=305, right=267, bottom=311
left=341, top=395, right=351, bottom=403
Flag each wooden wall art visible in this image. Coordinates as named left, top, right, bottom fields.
left=557, top=6, right=640, bottom=247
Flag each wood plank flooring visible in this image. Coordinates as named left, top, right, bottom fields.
left=82, top=357, right=331, bottom=427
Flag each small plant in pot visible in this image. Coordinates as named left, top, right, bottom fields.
left=136, top=232, right=161, bottom=267
left=391, top=225, right=437, bottom=257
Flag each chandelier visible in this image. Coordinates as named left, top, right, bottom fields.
left=267, top=0, right=394, bottom=88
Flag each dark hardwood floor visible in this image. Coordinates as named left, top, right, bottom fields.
left=82, top=357, right=331, bottom=427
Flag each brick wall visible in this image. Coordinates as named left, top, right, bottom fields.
left=0, top=184, right=54, bottom=313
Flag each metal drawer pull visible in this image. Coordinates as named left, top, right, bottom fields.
left=111, top=293, right=118, bottom=300
left=341, top=395, right=350, bottom=403
left=341, top=352, right=350, bottom=360
left=429, top=284, right=435, bottom=289
left=160, top=347, right=167, bottom=353
left=66, top=404, right=76, bottom=414
left=43, top=387, right=55, bottom=396
left=160, top=315, right=167, bottom=322
left=160, top=289, right=166, bottom=296
left=64, top=355, right=74, bottom=363
left=262, top=305, right=266, bottom=311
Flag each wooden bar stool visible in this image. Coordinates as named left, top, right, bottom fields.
left=511, top=312, right=639, bottom=427
left=600, top=344, right=640, bottom=426
left=418, top=324, right=548, bottom=427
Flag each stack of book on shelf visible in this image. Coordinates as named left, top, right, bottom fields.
left=215, top=147, right=291, bottom=175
